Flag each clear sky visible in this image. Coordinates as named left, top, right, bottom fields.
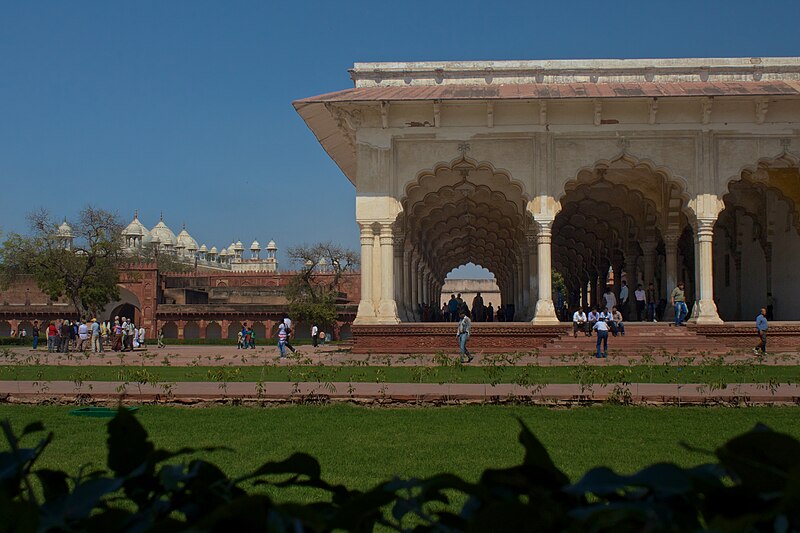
left=1, top=0, right=798, bottom=277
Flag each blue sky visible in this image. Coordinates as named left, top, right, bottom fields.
left=1, top=0, right=798, bottom=277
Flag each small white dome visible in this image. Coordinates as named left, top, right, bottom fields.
left=145, top=216, right=177, bottom=247
left=219, top=248, right=228, bottom=257
left=57, top=220, right=73, bottom=237
left=266, top=240, right=277, bottom=250
left=250, top=240, right=261, bottom=250
left=123, top=213, right=147, bottom=237
left=235, top=240, right=244, bottom=251
left=227, top=243, right=236, bottom=255
left=176, top=225, right=198, bottom=251
left=209, top=246, right=217, bottom=254
left=199, top=244, right=208, bottom=252
left=318, top=257, right=327, bottom=265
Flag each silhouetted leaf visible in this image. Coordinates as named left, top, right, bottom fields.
left=106, top=408, right=153, bottom=477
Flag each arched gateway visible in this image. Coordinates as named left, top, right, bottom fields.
left=295, top=58, right=800, bottom=335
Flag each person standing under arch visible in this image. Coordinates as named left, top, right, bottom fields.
left=456, top=309, right=473, bottom=363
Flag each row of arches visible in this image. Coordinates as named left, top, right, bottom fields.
left=387, top=150, right=800, bottom=323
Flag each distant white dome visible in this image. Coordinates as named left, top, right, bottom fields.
left=319, top=257, right=327, bottom=265
left=199, top=244, right=208, bottom=253
left=145, top=216, right=177, bottom=247
left=219, top=248, right=228, bottom=257
left=266, top=240, right=277, bottom=251
left=227, top=243, right=236, bottom=255
left=176, top=225, right=198, bottom=251
left=57, top=220, right=73, bottom=238
left=209, top=246, right=217, bottom=254
left=250, top=240, right=261, bottom=250
left=123, top=213, right=147, bottom=237
left=235, top=240, right=244, bottom=251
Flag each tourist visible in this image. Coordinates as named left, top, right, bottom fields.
left=611, top=306, right=625, bottom=337
left=69, top=320, right=77, bottom=350
left=599, top=307, right=613, bottom=331
left=486, top=302, right=494, bottom=322
left=646, top=283, right=657, bottom=322
left=754, top=307, right=769, bottom=355
left=619, top=281, right=629, bottom=319
left=157, top=327, right=165, bottom=348
left=496, top=305, right=504, bottom=322
left=671, top=282, right=688, bottom=326
left=112, top=320, right=123, bottom=351
left=587, top=307, right=600, bottom=336
left=448, top=294, right=459, bottom=322
left=46, top=322, right=58, bottom=353
left=277, top=321, right=288, bottom=359
left=311, top=324, right=319, bottom=348
left=603, top=287, right=616, bottom=314
left=572, top=307, right=588, bottom=337
left=91, top=318, right=102, bottom=353
left=456, top=309, right=473, bottom=363
left=236, top=329, right=244, bottom=349
left=77, top=319, right=89, bottom=352
left=138, top=326, right=146, bottom=348
left=472, top=292, right=484, bottom=322
left=593, top=315, right=610, bottom=358
left=31, top=320, right=39, bottom=350
left=281, top=314, right=298, bottom=354
left=248, top=326, right=255, bottom=349
left=132, top=326, right=140, bottom=349
left=634, top=284, right=646, bottom=321
left=59, top=319, right=70, bottom=353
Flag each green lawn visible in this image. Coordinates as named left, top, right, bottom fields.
left=2, top=404, right=799, bottom=497
left=1, top=363, right=799, bottom=385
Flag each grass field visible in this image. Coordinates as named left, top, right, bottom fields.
left=1, top=364, right=798, bottom=385
left=2, top=404, right=800, bottom=499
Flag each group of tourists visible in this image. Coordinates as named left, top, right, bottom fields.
left=444, top=293, right=512, bottom=323
left=39, top=316, right=144, bottom=353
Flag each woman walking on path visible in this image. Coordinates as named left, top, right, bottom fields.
left=456, top=310, right=473, bottom=363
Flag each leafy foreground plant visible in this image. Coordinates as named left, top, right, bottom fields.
left=2, top=410, right=800, bottom=532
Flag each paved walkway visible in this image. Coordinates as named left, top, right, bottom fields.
left=1, top=380, right=798, bottom=404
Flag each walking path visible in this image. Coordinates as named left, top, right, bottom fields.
left=1, top=380, right=798, bottom=405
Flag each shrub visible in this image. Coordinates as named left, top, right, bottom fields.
left=2, top=410, right=799, bottom=531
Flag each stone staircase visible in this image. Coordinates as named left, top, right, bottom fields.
left=538, top=323, right=735, bottom=357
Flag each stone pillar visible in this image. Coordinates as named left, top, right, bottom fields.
left=580, top=274, right=589, bottom=310
left=354, top=223, right=376, bottom=324
left=532, top=221, right=559, bottom=324
left=694, top=219, right=723, bottom=324
left=663, top=234, right=679, bottom=322
left=641, top=240, right=657, bottom=288
left=521, top=245, right=531, bottom=319
left=417, top=262, right=425, bottom=309
left=393, top=235, right=405, bottom=320
left=377, top=223, right=400, bottom=323
left=198, top=320, right=207, bottom=339
left=402, top=247, right=412, bottom=321
left=410, top=255, right=419, bottom=320
left=177, top=320, right=187, bottom=340
left=526, top=233, right=538, bottom=314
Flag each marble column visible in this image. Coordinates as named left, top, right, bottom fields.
left=377, top=224, right=400, bottom=323
left=532, top=221, right=560, bottom=324
left=402, top=246, right=412, bottom=321
left=663, top=234, right=679, bottom=321
left=393, top=236, right=405, bottom=321
left=694, top=218, right=723, bottom=324
left=410, top=254, right=419, bottom=321
left=641, top=240, right=658, bottom=288
left=354, top=223, right=376, bottom=323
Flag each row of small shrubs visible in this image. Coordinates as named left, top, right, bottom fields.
left=159, top=338, right=327, bottom=346
left=0, top=337, right=28, bottom=346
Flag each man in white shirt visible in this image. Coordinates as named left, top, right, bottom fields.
left=587, top=308, right=600, bottom=336
left=311, top=324, right=319, bottom=348
left=593, top=317, right=610, bottom=358
left=634, top=284, right=647, bottom=321
left=77, top=320, right=89, bottom=352
left=281, top=314, right=298, bottom=354
left=572, top=308, right=588, bottom=338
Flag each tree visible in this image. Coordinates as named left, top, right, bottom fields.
left=285, top=242, right=358, bottom=328
left=0, top=207, right=125, bottom=316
